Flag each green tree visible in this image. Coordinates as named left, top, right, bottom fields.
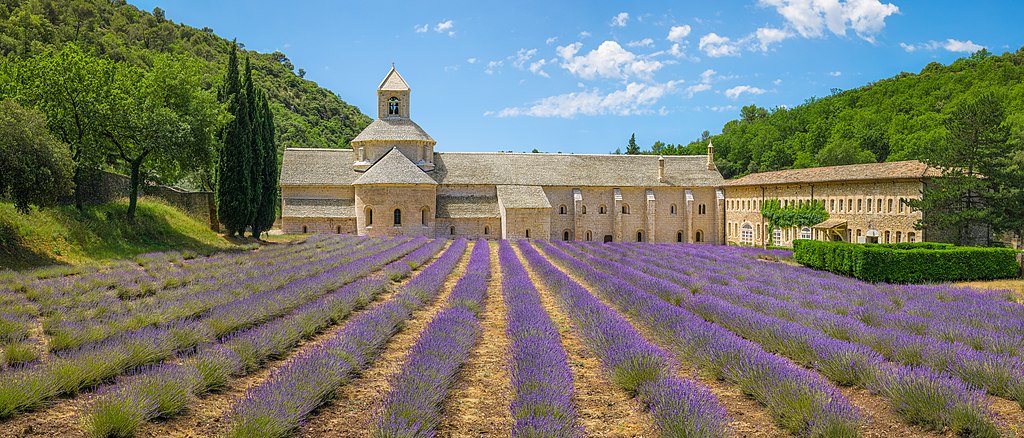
left=911, top=92, right=1013, bottom=245
left=625, top=133, right=640, bottom=155
left=0, top=100, right=74, bottom=212
left=252, top=92, right=278, bottom=239
left=217, top=44, right=254, bottom=236
left=96, top=54, right=222, bottom=221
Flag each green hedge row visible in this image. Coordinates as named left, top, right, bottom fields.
left=792, top=239, right=1021, bottom=283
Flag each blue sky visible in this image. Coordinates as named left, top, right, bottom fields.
left=131, top=0, right=1023, bottom=154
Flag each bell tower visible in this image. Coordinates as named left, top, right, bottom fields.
left=377, top=66, right=411, bottom=119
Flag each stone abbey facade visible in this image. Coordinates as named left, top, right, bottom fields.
left=280, top=67, right=939, bottom=246
left=280, top=67, right=726, bottom=243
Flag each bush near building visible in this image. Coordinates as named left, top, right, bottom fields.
left=792, top=239, right=1020, bottom=283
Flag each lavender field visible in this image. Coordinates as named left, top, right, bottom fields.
left=0, top=235, right=1022, bottom=437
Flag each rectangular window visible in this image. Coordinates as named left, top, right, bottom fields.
left=858, top=199, right=863, bottom=212
left=899, top=198, right=905, bottom=213
left=839, top=199, right=844, bottom=212
left=830, top=199, right=835, bottom=212
left=888, top=199, right=893, bottom=213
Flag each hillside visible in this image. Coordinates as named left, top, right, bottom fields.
left=0, top=0, right=371, bottom=151
left=0, top=198, right=243, bottom=269
left=650, top=49, right=1024, bottom=179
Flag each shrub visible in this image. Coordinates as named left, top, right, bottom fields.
left=793, top=240, right=1019, bottom=283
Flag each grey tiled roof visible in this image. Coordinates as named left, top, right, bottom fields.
left=282, top=198, right=355, bottom=218
left=436, top=196, right=500, bottom=218
left=351, top=118, right=435, bottom=143
left=280, top=148, right=356, bottom=186
left=723, top=160, right=940, bottom=186
left=353, top=148, right=438, bottom=185
left=378, top=67, right=411, bottom=91
left=497, top=185, right=551, bottom=209
left=432, top=152, right=724, bottom=187
left=280, top=149, right=725, bottom=188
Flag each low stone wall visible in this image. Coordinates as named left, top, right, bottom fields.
left=61, top=171, right=219, bottom=230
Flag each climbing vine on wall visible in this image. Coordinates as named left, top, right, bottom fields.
left=761, top=199, right=829, bottom=233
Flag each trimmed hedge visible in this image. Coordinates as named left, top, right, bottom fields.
left=792, top=239, right=1021, bottom=283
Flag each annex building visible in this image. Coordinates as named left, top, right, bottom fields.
left=280, top=67, right=939, bottom=246
left=279, top=67, right=726, bottom=243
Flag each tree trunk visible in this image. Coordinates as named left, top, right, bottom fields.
left=126, top=158, right=143, bottom=221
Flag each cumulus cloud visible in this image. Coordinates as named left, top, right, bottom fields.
left=611, top=12, right=630, bottom=27
left=529, top=59, right=551, bottom=78
left=487, top=80, right=683, bottom=118
left=667, top=25, right=692, bottom=42
left=558, top=40, right=663, bottom=80
left=699, top=33, right=741, bottom=57
left=485, top=60, right=502, bottom=75
left=755, top=27, right=790, bottom=51
left=466, top=57, right=477, bottom=64
left=578, top=31, right=592, bottom=39
left=759, top=0, right=899, bottom=42
left=512, top=48, right=538, bottom=69
left=413, top=24, right=428, bottom=33
left=434, top=20, right=454, bottom=33
left=725, top=85, right=766, bottom=99
left=685, top=69, right=715, bottom=97
left=627, top=38, right=654, bottom=48
left=545, top=36, right=558, bottom=44
left=900, top=38, right=987, bottom=53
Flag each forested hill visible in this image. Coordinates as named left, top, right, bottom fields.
left=645, top=48, right=1024, bottom=179
left=0, top=0, right=371, bottom=150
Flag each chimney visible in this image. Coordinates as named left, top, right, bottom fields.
left=658, top=156, right=666, bottom=183
left=706, top=140, right=716, bottom=170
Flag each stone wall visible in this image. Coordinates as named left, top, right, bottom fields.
left=435, top=217, right=501, bottom=240
left=282, top=217, right=356, bottom=235
left=354, top=184, right=436, bottom=237
left=58, top=170, right=218, bottom=230
left=724, top=180, right=927, bottom=247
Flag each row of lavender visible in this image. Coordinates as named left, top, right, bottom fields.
left=83, top=238, right=450, bottom=437
left=517, top=241, right=732, bottom=437
left=0, top=236, right=434, bottom=419
left=223, top=239, right=469, bottom=438
left=563, top=241, right=1005, bottom=436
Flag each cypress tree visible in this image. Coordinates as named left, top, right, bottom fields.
left=242, top=56, right=262, bottom=235
left=253, top=91, right=278, bottom=238
left=216, top=45, right=254, bottom=236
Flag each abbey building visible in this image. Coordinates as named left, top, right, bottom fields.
left=279, top=67, right=726, bottom=243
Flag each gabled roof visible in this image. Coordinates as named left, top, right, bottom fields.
left=497, top=185, right=551, bottom=209
left=280, top=148, right=354, bottom=186
left=722, top=160, right=940, bottom=187
left=351, top=118, right=436, bottom=143
left=378, top=67, right=410, bottom=91
left=436, top=196, right=500, bottom=218
left=353, top=148, right=437, bottom=186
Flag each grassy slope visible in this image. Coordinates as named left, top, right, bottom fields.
left=0, top=198, right=239, bottom=270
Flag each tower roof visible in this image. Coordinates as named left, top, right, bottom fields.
left=378, top=66, right=411, bottom=91
left=353, top=148, right=437, bottom=185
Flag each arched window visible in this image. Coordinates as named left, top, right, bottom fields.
left=585, top=230, right=592, bottom=241
left=636, top=231, right=643, bottom=242
left=559, top=204, right=567, bottom=215
left=599, top=205, right=607, bottom=214
left=740, top=223, right=753, bottom=245
left=366, top=208, right=373, bottom=226
left=421, top=207, right=429, bottom=226
left=698, top=204, right=707, bottom=215
left=449, top=226, right=456, bottom=235
left=393, top=208, right=402, bottom=226
left=484, top=226, right=490, bottom=235
left=563, top=230, right=571, bottom=241
left=525, top=229, right=530, bottom=239
left=622, top=204, right=630, bottom=214
left=676, top=231, right=683, bottom=243
left=800, top=227, right=812, bottom=240
left=888, top=199, right=893, bottom=213
left=302, top=225, right=308, bottom=234
left=884, top=230, right=891, bottom=243
left=336, top=226, right=342, bottom=234
left=695, top=230, right=704, bottom=242
left=581, top=205, right=587, bottom=214
left=908, top=232, right=916, bottom=243
left=388, top=96, right=400, bottom=116
left=670, top=204, right=677, bottom=215
left=896, top=231, right=902, bottom=243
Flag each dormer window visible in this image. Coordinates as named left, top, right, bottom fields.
left=388, top=97, right=400, bottom=116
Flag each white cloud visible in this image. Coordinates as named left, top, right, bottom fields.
left=773, top=78, right=783, bottom=85
left=466, top=57, right=478, bottom=64
left=512, top=48, right=538, bottom=69
left=710, top=105, right=738, bottom=112
left=667, top=25, right=692, bottom=42
left=578, top=31, right=591, bottom=39
left=611, top=12, right=630, bottom=27
left=900, top=38, right=987, bottom=53
left=414, top=24, right=428, bottom=33
left=434, top=20, right=454, bottom=33
left=627, top=38, right=654, bottom=48
left=829, top=70, right=842, bottom=76
left=759, top=0, right=899, bottom=42
left=485, top=60, right=502, bottom=75
left=755, top=27, right=790, bottom=51
left=725, top=85, right=766, bottom=99
left=685, top=69, right=715, bottom=97
left=529, top=59, right=551, bottom=78
left=487, top=80, right=683, bottom=118
left=546, top=36, right=558, bottom=44
left=558, top=40, right=664, bottom=80
left=699, top=33, right=741, bottom=57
